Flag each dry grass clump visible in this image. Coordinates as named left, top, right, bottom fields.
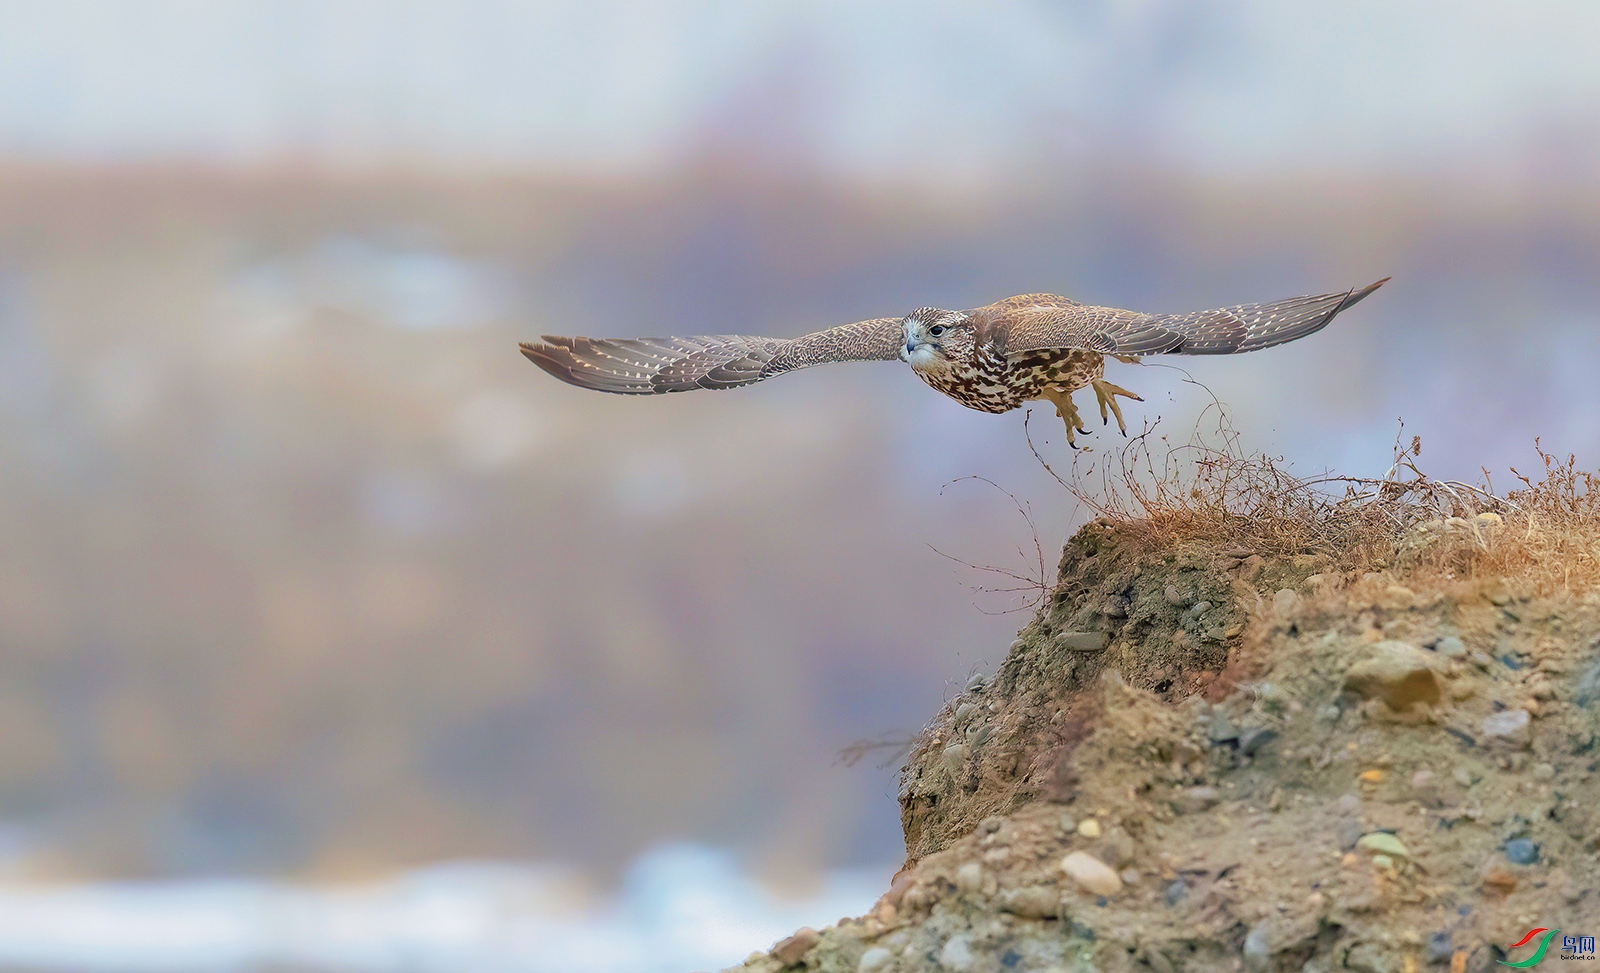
left=1025, top=388, right=1600, bottom=593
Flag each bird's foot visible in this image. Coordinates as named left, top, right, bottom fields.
left=1042, top=388, right=1091, bottom=447
left=1092, top=380, right=1143, bottom=436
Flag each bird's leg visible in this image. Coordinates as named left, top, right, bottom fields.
left=1092, top=380, right=1143, bottom=436
left=1040, top=387, right=1090, bottom=447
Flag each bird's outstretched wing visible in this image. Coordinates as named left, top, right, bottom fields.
left=999, top=278, right=1389, bottom=357
left=520, top=317, right=903, bottom=394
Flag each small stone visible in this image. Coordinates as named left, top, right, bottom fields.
left=1207, top=713, right=1240, bottom=745
left=999, top=885, right=1059, bottom=919
left=1164, top=879, right=1189, bottom=905
left=772, top=927, right=821, bottom=965
left=955, top=861, right=984, bottom=893
left=858, top=947, right=894, bottom=973
left=939, top=934, right=977, bottom=973
left=1503, top=838, right=1539, bottom=865
left=1426, top=931, right=1454, bottom=965
left=1452, top=766, right=1475, bottom=787
left=953, top=702, right=977, bottom=723
left=1120, top=868, right=1141, bottom=886
left=1062, top=851, right=1123, bottom=897
left=1410, top=769, right=1435, bottom=789
left=1434, top=635, right=1468, bottom=658
left=940, top=743, right=971, bottom=774
left=1357, top=832, right=1410, bottom=859
left=1273, top=588, right=1301, bottom=617
left=1239, top=726, right=1279, bottom=756
left=1371, top=854, right=1394, bottom=870
left=1191, top=600, right=1213, bottom=614
left=1359, top=768, right=1385, bottom=784
left=1480, top=709, right=1531, bottom=746
left=1575, top=661, right=1600, bottom=707
left=1481, top=865, right=1518, bottom=894
left=1339, top=822, right=1364, bottom=851
left=1092, top=827, right=1136, bottom=868
left=1057, top=812, right=1077, bottom=833
left=965, top=673, right=987, bottom=692
left=1076, top=818, right=1102, bottom=838
left=1174, top=785, right=1221, bottom=814
left=1243, top=923, right=1273, bottom=972
left=1343, top=641, right=1441, bottom=710
left=1057, top=631, right=1109, bottom=652
left=1165, top=584, right=1189, bottom=606
left=1146, top=946, right=1177, bottom=973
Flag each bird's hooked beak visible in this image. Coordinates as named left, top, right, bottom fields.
left=901, top=320, right=925, bottom=362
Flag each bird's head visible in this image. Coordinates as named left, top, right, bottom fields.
left=900, top=307, right=974, bottom=371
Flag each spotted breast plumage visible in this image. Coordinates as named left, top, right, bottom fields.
left=521, top=279, right=1388, bottom=446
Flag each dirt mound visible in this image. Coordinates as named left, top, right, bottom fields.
left=722, top=502, right=1600, bottom=973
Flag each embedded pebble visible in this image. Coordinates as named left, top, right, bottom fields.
left=1191, top=600, right=1213, bottom=614
left=1057, top=631, right=1109, bottom=652
left=1164, top=879, right=1189, bottom=905
left=1532, top=762, right=1556, bottom=781
left=1338, top=822, right=1364, bottom=850
left=1504, top=838, right=1539, bottom=865
left=1273, top=588, right=1301, bottom=616
left=1342, top=641, right=1441, bottom=710
left=955, top=861, right=984, bottom=893
left=858, top=947, right=894, bottom=973
left=1207, top=714, right=1240, bottom=745
left=1481, top=865, right=1518, bottom=894
left=1434, top=635, right=1468, bottom=658
left=953, top=702, right=977, bottom=723
left=1575, top=660, right=1600, bottom=707
left=1165, top=584, right=1189, bottom=606
left=1357, top=832, right=1410, bottom=859
left=1480, top=709, right=1531, bottom=745
left=1243, top=923, right=1273, bottom=972
left=1120, top=868, right=1141, bottom=886
left=772, top=927, right=820, bottom=965
left=1092, top=827, right=1135, bottom=868
left=939, top=934, right=977, bottom=972
left=1062, top=851, right=1123, bottom=897
left=1452, top=766, right=1476, bottom=787
left=1174, top=785, right=1221, bottom=814
left=999, top=884, right=1059, bottom=919
left=965, top=673, right=988, bottom=693
left=1426, top=932, right=1454, bottom=965
left=940, top=743, right=971, bottom=774
left=1077, top=818, right=1102, bottom=838
left=1239, top=727, right=1279, bottom=756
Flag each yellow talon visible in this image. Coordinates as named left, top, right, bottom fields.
left=1092, top=379, right=1143, bottom=436
left=1041, top=387, right=1090, bottom=447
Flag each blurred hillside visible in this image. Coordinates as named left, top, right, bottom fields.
left=0, top=162, right=1596, bottom=882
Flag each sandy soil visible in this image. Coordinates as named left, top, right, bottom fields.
left=723, top=515, right=1600, bottom=973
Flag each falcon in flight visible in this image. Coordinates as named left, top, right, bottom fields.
left=521, top=279, right=1387, bottom=446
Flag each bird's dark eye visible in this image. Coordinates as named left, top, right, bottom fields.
left=929, top=325, right=945, bottom=337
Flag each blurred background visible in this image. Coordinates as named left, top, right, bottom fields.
left=0, top=2, right=1598, bottom=970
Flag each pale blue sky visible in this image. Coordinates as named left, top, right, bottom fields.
left=1, top=1, right=1598, bottom=181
